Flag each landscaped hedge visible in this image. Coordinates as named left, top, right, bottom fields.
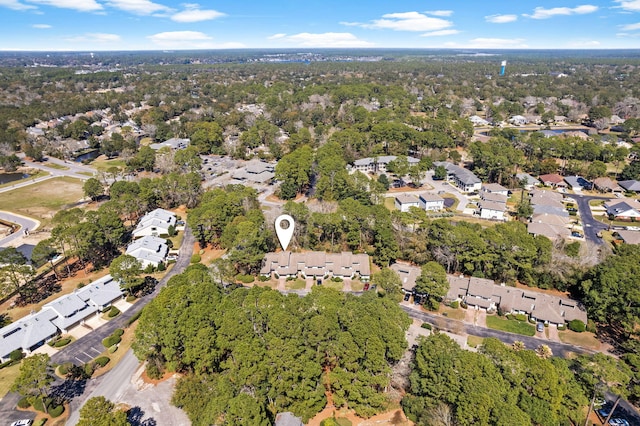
left=514, top=313, right=528, bottom=322
left=450, top=301, right=459, bottom=309
left=190, top=254, right=201, bottom=263
left=567, top=319, right=586, bottom=333
left=107, top=306, right=121, bottom=318
left=95, top=356, right=110, bottom=367
left=126, top=310, right=143, bottom=326
left=102, top=335, right=122, bottom=348
left=113, top=328, right=124, bottom=337
left=9, top=349, right=24, bottom=361
left=236, top=274, right=254, bottom=284
left=49, top=404, right=64, bottom=418
left=53, top=338, right=71, bottom=348
left=58, top=362, right=74, bottom=375
left=421, top=323, right=432, bottom=330
left=17, top=397, right=30, bottom=409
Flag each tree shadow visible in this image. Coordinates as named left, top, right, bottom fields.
left=49, top=378, right=87, bottom=401
left=127, top=406, right=157, bottom=426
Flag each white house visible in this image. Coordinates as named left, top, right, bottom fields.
left=394, top=194, right=420, bottom=212
left=351, top=155, right=419, bottom=174
left=478, top=200, right=507, bottom=221
left=509, top=115, right=528, bottom=126
left=132, top=208, right=176, bottom=239
left=419, top=193, right=445, bottom=211
left=469, top=115, right=490, bottom=126
left=126, top=235, right=169, bottom=268
left=605, top=201, right=640, bottom=221
left=481, top=183, right=509, bottom=196
left=149, top=138, right=190, bottom=151
left=433, top=162, right=482, bottom=193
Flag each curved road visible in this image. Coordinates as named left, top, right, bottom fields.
left=0, top=211, right=40, bottom=247
left=564, top=193, right=612, bottom=245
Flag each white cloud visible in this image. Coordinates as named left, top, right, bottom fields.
left=27, top=0, right=102, bottom=12
left=171, top=4, right=225, bottom=22
left=0, top=0, right=36, bottom=10
left=620, top=22, right=640, bottom=31
left=346, top=11, right=453, bottom=32
left=268, top=33, right=287, bottom=40
left=283, top=32, right=374, bottom=47
left=524, top=5, right=598, bottom=19
left=32, top=23, right=51, bottom=28
left=614, top=0, right=640, bottom=12
left=147, top=30, right=244, bottom=49
left=425, top=10, right=453, bottom=17
left=105, top=0, right=172, bottom=15
left=567, top=40, right=601, bottom=47
left=421, top=29, right=460, bottom=37
left=65, top=33, right=121, bottom=43
left=485, top=14, right=518, bottom=24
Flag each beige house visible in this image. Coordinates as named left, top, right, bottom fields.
left=261, top=251, right=371, bottom=281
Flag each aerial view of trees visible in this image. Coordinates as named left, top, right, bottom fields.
left=133, top=265, right=410, bottom=424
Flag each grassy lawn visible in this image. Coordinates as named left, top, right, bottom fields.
left=43, top=162, right=69, bottom=171
left=350, top=280, right=365, bottom=291
left=440, top=305, right=466, bottom=321
left=323, top=280, right=345, bottom=290
left=168, top=230, right=184, bottom=249
left=508, top=189, right=524, bottom=204
left=0, top=362, right=22, bottom=399
left=285, top=279, right=306, bottom=290
left=0, top=176, right=85, bottom=226
left=558, top=330, right=601, bottom=350
left=89, top=157, right=126, bottom=172
left=486, top=315, right=536, bottom=336
left=467, top=335, right=485, bottom=348
left=594, top=214, right=635, bottom=227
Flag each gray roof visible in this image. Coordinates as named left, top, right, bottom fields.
left=353, top=155, right=419, bottom=167
left=564, top=175, right=591, bottom=189
left=479, top=200, right=507, bottom=212
left=606, top=201, right=640, bottom=217
left=390, top=262, right=421, bottom=292
left=43, top=292, right=88, bottom=318
left=149, top=138, right=190, bottom=150
left=516, top=173, right=540, bottom=186
left=482, top=183, right=508, bottom=193
left=433, top=162, right=482, bottom=185
left=480, top=192, right=508, bottom=204
left=617, top=230, right=640, bottom=245
left=76, top=275, right=124, bottom=307
left=533, top=205, right=568, bottom=217
left=0, top=309, right=58, bottom=358
left=261, top=251, right=370, bottom=278
left=395, top=194, right=420, bottom=205
left=419, top=192, right=444, bottom=202
left=126, top=235, right=168, bottom=265
left=527, top=222, right=570, bottom=239
left=275, top=412, right=304, bottom=426
left=619, top=180, right=640, bottom=192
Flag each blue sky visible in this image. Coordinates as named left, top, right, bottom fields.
left=2, top=0, right=640, bottom=51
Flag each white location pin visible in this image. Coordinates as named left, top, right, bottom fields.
left=275, top=214, right=295, bottom=251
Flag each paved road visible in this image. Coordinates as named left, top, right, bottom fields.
left=399, top=304, right=595, bottom=357
left=0, top=211, right=40, bottom=247
left=0, top=226, right=194, bottom=420
left=564, top=193, right=611, bottom=245
left=19, top=155, right=94, bottom=181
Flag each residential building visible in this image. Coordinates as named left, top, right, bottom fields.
left=605, top=200, right=640, bottom=220
left=616, top=230, right=640, bottom=245
left=478, top=200, right=507, bottom=221
left=481, top=183, right=509, bottom=196
left=469, top=115, right=490, bottom=126
left=0, top=275, right=124, bottom=361
left=260, top=251, right=371, bottom=281
left=391, top=264, right=587, bottom=326
left=394, top=194, right=420, bottom=212
left=350, top=155, right=419, bottom=174
left=538, top=173, right=567, bottom=187
left=126, top=235, right=169, bottom=268
left=232, top=160, right=275, bottom=184
left=132, top=208, right=176, bottom=239
left=509, top=115, right=528, bottom=126
left=564, top=175, right=592, bottom=190
left=527, top=222, right=571, bottom=240
left=516, top=173, right=540, bottom=190
left=593, top=177, right=623, bottom=193
left=149, top=137, right=190, bottom=150
left=418, top=192, right=445, bottom=211
left=619, top=180, right=640, bottom=193
left=433, top=161, right=482, bottom=193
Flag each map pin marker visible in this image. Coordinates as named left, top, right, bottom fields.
left=275, top=214, right=295, bottom=251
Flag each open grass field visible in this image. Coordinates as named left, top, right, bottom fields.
left=89, top=156, right=126, bottom=172
left=558, top=329, right=601, bottom=350
left=467, top=335, right=485, bottom=348
left=0, top=362, right=22, bottom=399
left=439, top=306, right=466, bottom=321
left=0, top=176, right=85, bottom=225
left=486, top=315, right=536, bottom=336
left=285, top=279, right=306, bottom=290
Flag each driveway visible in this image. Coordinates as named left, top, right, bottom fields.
left=0, top=211, right=40, bottom=246
left=422, top=171, right=469, bottom=212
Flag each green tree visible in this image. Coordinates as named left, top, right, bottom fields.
left=414, top=261, right=449, bottom=310
left=11, top=353, right=53, bottom=414
left=83, top=177, right=104, bottom=201
left=0, top=247, right=35, bottom=298
left=275, top=145, right=314, bottom=199
left=372, top=268, right=403, bottom=301
left=110, top=254, right=143, bottom=295
left=77, top=396, right=130, bottom=426
left=31, top=239, right=59, bottom=279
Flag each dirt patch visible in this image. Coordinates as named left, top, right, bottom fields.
left=140, top=369, right=178, bottom=386
left=307, top=407, right=413, bottom=426
left=194, top=243, right=226, bottom=265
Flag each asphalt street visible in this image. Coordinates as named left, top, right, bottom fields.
left=0, top=211, right=40, bottom=247
left=564, top=193, right=611, bottom=245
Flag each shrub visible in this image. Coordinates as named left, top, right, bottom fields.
left=114, top=328, right=124, bottom=337
left=53, top=338, right=71, bottom=348
left=514, top=313, right=528, bottom=322
left=108, top=345, right=118, bottom=354
left=107, top=306, right=121, bottom=318
left=258, top=274, right=269, bottom=282
left=95, top=356, right=110, bottom=367
left=126, top=294, right=136, bottom=302
left=32, top=397, right=47, bottom=412
left=146, top=362, right=162, bottom=380
left=235, top=274, right=254, bottom=284
left=17, top=397, right=31, bottom=409
left=84, top=363, right=95, bottom=377
left=421, top=323, right=432, bottom=330
left=557, top=324, right=567, bottom=331
left=157, top=262, right=166, bottom=271
left=567, top=319, right=586, bottom=333
left=49, top=404, right=64, bottom=418
left=273, top=273, right=279, bottom=279
left=460, top=301, right=468, bottom=309
left=505, top=314, right=513, bottom=320
left=450, top=301, right=459, bottom=309
left=58, top=362, right=74, bottom=375
left=102, top=335, right=122, bottom=348
left=586, top=320, right=597, bottom=333
left=331, top=276, right=343, bottom=282
left=127, top=310, right=143, bottom=326
left=9, top=349, right=24, bottom=361
left=190, top=254, right=201, bottom=264
left=33, top=420, right=46, bottom=426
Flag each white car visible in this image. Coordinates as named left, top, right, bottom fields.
left=10, top=420, right=33, bottom=426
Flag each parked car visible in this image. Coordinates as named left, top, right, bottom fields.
left=571, top=231, right=583, bottom=238
left=403, top=292, right=411, bottom=301
left=609, top=419, right=630, bottom=426
left=626, top=226, right=640, bottom=231
left=537, top=322, right=544, bottom=332
left=10, top=420, right=33, bottom=426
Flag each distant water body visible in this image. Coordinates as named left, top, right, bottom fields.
left=0, top=172, right=29, bottom=184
